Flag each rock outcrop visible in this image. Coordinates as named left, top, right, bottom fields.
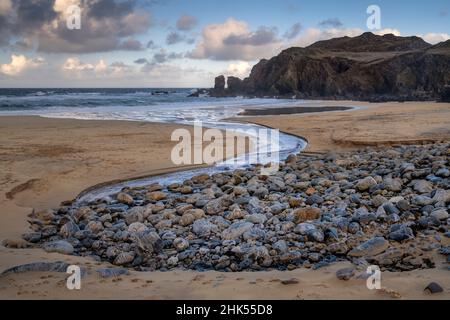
left=210, top=33, right=450, bottom=101
left=440, top=85, right=450, bottom=102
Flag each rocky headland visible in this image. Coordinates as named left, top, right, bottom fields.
left=22, top=142, right=450, bottom=276
left=207, top=32, right=450, bottom=102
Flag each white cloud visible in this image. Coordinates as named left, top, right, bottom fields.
left=53, top=0, right=81, bottom=14
left=63, top=58, right=95, bottom=72
left=421, top=33, right=450, bottom=44
left=62, top=57, right=134, bottom=78
left=374, top=28, right=401, bottom=36
left=0, top=55, right=45, bottom=76
left=226, top=61, right=252, bottom=78
left=95, top=60, right=108, bottom=74
left=189, top=18, right=282, bottom=61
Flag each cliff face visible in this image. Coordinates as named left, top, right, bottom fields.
left=210, top=33, right=450, bottom=101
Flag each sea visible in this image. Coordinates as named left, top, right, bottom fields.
left=0, top=88, right=306, bottom=124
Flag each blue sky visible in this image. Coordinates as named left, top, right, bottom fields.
left=0, top=0, right=448, bottom=87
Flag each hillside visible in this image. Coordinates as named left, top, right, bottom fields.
left=210, top=32, right=450, bottom=101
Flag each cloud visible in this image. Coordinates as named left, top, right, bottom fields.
left=166, top=31, right=185, bottom=45
left=374, top=28, right=401, bottom=36
left=176, top=15, right=197, bottom=31
left=421, top=32, right=450, bottom=44
left=0, top=54, right=45, bottom=76
left=223, top=26, right=279, bottom=46
left=226, top=61, right=251, bottom=78
left=146, top=40, right=157, bottom=49
left=134, top=58, right=149, bottom=64
left=152, top=49, right=184, bottom=64
left=139, top=63, right=213, bottom=87
left=63, top=57, right=96, bottom=72
left=318, top=18, right=343, bottom=28
left=189, top=18, right=282, bottom=61
left=62, top=57, right=133, bottom=77
left=283, top=23, right=302, bottom=40
left=117, top=38, right=145, bottom=51
left=0, top=0, right=152, bottom=53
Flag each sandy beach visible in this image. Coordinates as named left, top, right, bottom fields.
left=238, top=101, right=450, bottom=153
left=1, top=101, right=450, bottom=300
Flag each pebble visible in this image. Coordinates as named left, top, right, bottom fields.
left=336, top=268, right=355, bottom=280
left=173, top=237, right=189, bottom=251
left=424, top=282, right=443, bottom=294
left=348, top=237, right=389, bottom=257
left=430, top=209, right=449, bottom=221
left=42, top=240, right=74, bottom=255
left=413, top=180, right=433, bottom=194
left=97, top=268, right=129, bottom=278
left=192, top=219, right=218, bottom=237
left=293, top=207, right=321, bottom=223
left=113, top=252, right=135, bottom=266
left=147, top=191, right=167, bottom=201
left=117, top=192, right=134, bottom=205
left=222, top=221, right=253, bottom=240
left=281, top=278, right=299, bottom=285
left=356, top=176, right=377, bottom=191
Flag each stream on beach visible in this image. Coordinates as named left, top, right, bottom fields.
left=0, top=88, right=310, bottom=202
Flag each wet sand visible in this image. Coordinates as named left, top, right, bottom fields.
left=237, top=101, right=450, bottom=153
left=239, top=105, right=352, bottom=116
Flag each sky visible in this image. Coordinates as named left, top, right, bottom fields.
left=0, top=0, right=449, bottom=88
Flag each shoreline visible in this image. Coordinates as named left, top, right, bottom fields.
left=1, top=101, right=450, bottom=299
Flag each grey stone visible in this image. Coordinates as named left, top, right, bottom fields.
left=245, top=214, right=267, bottom=224
left=222, top=221, right=254, bottom=240
left=22, top=232, right=42, bottom=243
left=113, top=252, right=135, bottom=266
left=60, top=221, right=80, bottom=238
left=173, top=237, right=189, bottom=251
left=413, top=195, right=433, bottom=206
left=348, top=222, right=360, bottom=234
left=336, top=268, right=355, bottom=280
left=388, top=224, right=414, bottom=242
left=383, top=177, right=403, bottom=192
left=117, top=192, right=134, bottom=205
left=1, top=261, right=70, bottom=276
left=383, top=202, right=400, bottom=215
left=413, top=180, right=433, bottom=194
left=430, top=209, right=449, bottom=221
left=134, top=230, right=162, bottom=253
left=96, top=268, right=129, bottom=278
left=356, top=176, right=377, bottom=191
left=272, top=240, right=288, bottom=253
left=43, top=240, right=74, bottom=255
left=372, top=195, right=388, bottom=207
left=424, top=282, right=443, bottom=294
left=436, top=168, right=450, bottom=177
left=348, top=237, right=389, bottom=257
left=192, top=219, right=219, bottom=237
left=294, top=222, right=317, bottom=235
left=432, top=189, right=450, bottom=204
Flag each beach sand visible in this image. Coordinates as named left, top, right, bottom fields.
left=237, top=101, right=450, bottom=153
left=1, top=102, right=450, bottom=300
